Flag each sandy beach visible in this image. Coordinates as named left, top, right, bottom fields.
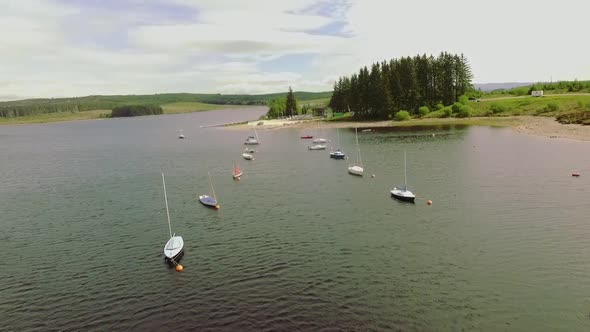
left=232, top=116, right=590, bottom=141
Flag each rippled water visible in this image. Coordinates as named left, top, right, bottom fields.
left=1, top=109, right=590, bottom=331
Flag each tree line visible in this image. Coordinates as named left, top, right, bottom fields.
left=329, top=52, right=473, bottom=119
left=110, top=105, right=163, bottom=117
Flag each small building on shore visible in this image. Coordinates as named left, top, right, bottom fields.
left=531, top=90, right=544, bottom=97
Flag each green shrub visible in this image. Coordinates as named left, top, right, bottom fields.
left=456, top=105, right=472, bottom=118
left=435, top=103, right=444, bottom=111
left=490, top=103, right=510, bottom=114
left=459, top=95, right=469, bottom=105
left=423, top=110, right=445, bottom=118
left=539, top=102, right=559, bottom=113
left=451, top=102, right=462, bottom=113
left=394, top=110, right=411, bottom=121
left=443, top=107, right=452, bottom=118
left=418, top=106, right=430, bottom=117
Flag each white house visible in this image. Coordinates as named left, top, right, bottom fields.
left=531, top=90, right=544, bottom=97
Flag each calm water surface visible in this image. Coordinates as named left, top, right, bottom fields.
left=1, top=108, right=590, bottom=331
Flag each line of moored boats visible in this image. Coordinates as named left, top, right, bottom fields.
left=163, top=125, right=417, bottom=269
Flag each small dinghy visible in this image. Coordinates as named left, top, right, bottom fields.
left=233, top=163, right=243, bottom=179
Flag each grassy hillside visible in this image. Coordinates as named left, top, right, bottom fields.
left=420, top=94, right=590, bottom=125
left=0, top=91, right=332, bottom=118
left=485, top=80, right=590, bottom=96
left=0, top=101, right=241, bottom=125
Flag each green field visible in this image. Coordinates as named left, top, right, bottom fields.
left=300, top=98, right=330, bottom=107
left=161, top=102, right=243, bottom=114
left=419, top=94, right=590, bottom=124
left=0, top=102, right=244, bottom=125
left=0, top=109, right=111, bottom=125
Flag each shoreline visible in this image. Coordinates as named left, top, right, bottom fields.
left=231, top=116, right=590, bottom=141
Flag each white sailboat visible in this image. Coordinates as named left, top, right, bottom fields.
left=244, top=126, right=260, bottom=145
left=162, top=173, right=184, bottom=264
left=308, top=144, right=326, bottom=150
left=312, top=121, right=327, bottom=143
left=390, top=150, right=416, bottom=203
left=348, top=128, right=364, bottom=176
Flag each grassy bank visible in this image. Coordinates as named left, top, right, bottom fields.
left=0, top=102, right=248, bottom=125
left=0, top=109, right=111, bottom=125
left=418, top=94, right=590, bottom=125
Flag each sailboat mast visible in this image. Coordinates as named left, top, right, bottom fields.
left=162, top=173, right=172, bottom=239
left=355, top=127, right=362, bottom=166
left=404, top=150, right=407, bottom=188
left=208, top=172, right=217, bottom=201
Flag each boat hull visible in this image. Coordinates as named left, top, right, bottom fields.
left=199, top=195, right=219, bottom=208
left=242, top=153, right=254, bottom=160
left=301, top=135, right=313, bottom=139
left=312, top=138, right=327, bottom=143
left=233, top=172, right=243, bottom=179
left=244, top=141, right=259, bottom=145
left=348, top=165, right=364, bottom=176
left=330, top=152, right=346, bottom=159
left=164, top=236, right=184, bottom=264
left=308, top=145, right=326, bottom=150
left=390, top=189, right=415, bottom=203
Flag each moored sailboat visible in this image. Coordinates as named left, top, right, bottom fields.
left=330, top=128, right=346, bottom=159
left=161, top=173, right=184, bottom=265
left=199, top=172, right=220, bottom=209
left=390, top=150, right=416, bottom=203
left=233, top=163, right=243, bottom=179
left=348, top=128, right=364, bottom=176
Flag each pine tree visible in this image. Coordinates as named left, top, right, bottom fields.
left=285, top=86, right=297, bottom=117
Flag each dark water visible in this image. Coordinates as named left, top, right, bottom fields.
left=1, top=109, right=590, bottom=331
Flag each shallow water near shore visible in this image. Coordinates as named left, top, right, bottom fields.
left=1, top=108, right=590, bottom=331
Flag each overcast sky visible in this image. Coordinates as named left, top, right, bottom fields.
left=1, top=0, right=588, bottom=100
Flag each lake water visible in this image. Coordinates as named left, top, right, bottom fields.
left=1, top=108, right=590, bottom=331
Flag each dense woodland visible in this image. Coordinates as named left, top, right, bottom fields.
left=110, top=105, right=163, bottom=117
left=0, top=92, right=331, bottom=118
left=329, top=52, right=473, bottom=119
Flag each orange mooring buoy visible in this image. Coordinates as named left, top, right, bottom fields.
left=175, top=264, right=184, bottom=272
left=427, top=200, right=432, bottom=205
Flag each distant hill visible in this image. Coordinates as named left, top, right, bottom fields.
left=0, top=91, right=332, bottom=118
left=474, top=83, right=533, bottom=92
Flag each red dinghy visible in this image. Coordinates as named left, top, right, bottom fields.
left=572, top=172, right=580, bottom=177
left=233, top=163, right=243, bottom=179
left=300, top=135, right=313, bottom=139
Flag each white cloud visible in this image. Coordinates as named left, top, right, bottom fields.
left=0, top=0, right=589, bottom=100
